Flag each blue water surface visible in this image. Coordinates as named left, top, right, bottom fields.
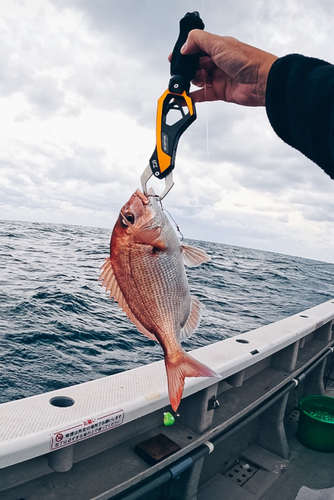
left=1, top=220, right=334, bottom=404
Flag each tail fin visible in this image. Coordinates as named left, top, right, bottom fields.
left=164, top=350, right=220, bottom=412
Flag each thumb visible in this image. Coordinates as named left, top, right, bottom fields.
left=180, top=29, right=206, bottom=55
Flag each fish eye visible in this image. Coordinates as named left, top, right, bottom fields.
left=124, top=212, right=135, bottom=225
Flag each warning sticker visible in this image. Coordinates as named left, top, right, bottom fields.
left=50, top=409, right=124, bottom=450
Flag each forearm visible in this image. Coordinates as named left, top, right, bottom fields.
left=266, top=54, right=334, bottom=179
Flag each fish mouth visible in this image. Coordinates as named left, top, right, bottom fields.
left=134, top=188, right=161, bottom=227
left=133, top=188, right=160, bottom=206
left=134, top=189, right=150, bottom=205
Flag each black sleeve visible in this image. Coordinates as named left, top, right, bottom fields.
left=265, top=54, right=334, bottom=180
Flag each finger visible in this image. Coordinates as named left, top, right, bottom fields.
left=189, top=86, right=219, bottom=103
left=192, top=69, right=211, bottom=88
left=168, top=52, right=214, bottom=73
left=181, top=30, right=227, bottom=59
left=198, top=56, right=216, bottom=72
left=181, top=29, right=208, bottom=56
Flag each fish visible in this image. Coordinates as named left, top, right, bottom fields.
left=99, top=188, right=219, bottom=412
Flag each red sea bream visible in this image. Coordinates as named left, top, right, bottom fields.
left=99, top=189, right=219, bottom=411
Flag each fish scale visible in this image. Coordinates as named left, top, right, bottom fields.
left=130, top=248, right=190, bottom=334
left=128, top=247, right=184, bottom=337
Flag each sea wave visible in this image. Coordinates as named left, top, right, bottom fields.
left=1, top=220, right=334, bottom=403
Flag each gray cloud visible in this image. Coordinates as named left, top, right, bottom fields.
left=1, top=0, right=334, bottom=263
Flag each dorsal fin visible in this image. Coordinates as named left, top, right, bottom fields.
left=180, top=296, right=204, bottom=341
left=99, top=258, right=157, bottom=342
left=181, top=244, right=210, bottom=267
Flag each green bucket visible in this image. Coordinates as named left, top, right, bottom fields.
left=297, top=395, right=334, bottom=452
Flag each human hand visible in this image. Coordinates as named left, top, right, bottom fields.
left=177, top=30, right=278, bottom=107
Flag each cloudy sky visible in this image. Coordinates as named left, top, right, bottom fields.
left=1, top=0, right=334, bottom=263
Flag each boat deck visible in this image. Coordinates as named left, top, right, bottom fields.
left=263, top=414, right=334, bottom=500
left=198, top=382, right=334, bottom=500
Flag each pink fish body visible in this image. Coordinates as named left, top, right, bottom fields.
left=99, top=189, right=219, bottom=411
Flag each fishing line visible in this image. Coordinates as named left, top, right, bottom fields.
left=147, top=193, right=184, bottom=240
left=160, top=200, right=184, bottom=241
left=198, top=3, right=212, bottom=300
left=203, top=76, right=212, bottom=259
left=202, top=34, right=211, bottom=223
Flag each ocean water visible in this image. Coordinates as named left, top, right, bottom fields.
left=1, top=219, right=334, bottom=404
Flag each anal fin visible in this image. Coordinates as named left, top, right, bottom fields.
left=180, top=296, right=203, bottom=342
